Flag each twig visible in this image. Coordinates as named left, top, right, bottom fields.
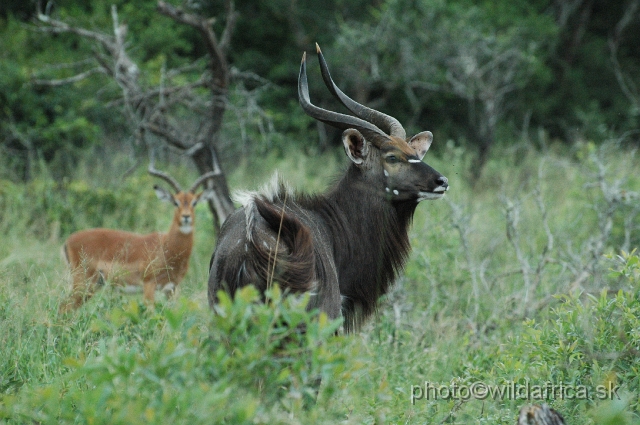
left=268, top=191, right=288, bottom=289
left=448, top=199, right=480, bottom=320
left=439, top=399, right=466, bottom=425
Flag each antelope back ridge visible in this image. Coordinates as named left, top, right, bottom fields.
left=59, top=167, right=218, bottom=313
left=208, top=45, right=449, bottom=331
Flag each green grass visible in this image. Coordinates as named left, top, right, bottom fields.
left=0, top=141, right=639, bottom=424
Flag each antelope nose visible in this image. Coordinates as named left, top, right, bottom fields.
left=436, top=176, right=448, bottom=187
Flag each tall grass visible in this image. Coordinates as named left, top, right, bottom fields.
left=0, top=141, right=639, bottom=424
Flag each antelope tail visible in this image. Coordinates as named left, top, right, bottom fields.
left=251, top=196, right=316, bottom=294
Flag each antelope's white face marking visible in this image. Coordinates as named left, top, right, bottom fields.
left=416, top=183, right=449, bottom=202
left=378, top=134, right=448, bottom=202
left=161, top=189, right=205, bottom=236
left=416, top=191, right=446, bottom=202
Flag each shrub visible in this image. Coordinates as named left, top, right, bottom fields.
left=455, top=249, right=640, bottom=424
left=0, top=286, right=355, bottom=424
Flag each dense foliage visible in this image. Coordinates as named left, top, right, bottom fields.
left=1, top=1, right=639, bottom=423
left=0, top=143, right=639, bottom=423
left=1, top=0, right=639, bottom=180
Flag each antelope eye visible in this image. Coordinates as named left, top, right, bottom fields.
left=385, top=155, right=399, bottom=164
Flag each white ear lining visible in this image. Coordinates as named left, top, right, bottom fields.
left=343, top=144, right=363, bottom=164
left=154, top=186, right=175, bottom=203
left=194, top=189, right=216, bottom=205
left=342, top=129, right=368, bottom=165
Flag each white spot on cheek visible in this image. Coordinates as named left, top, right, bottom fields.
left=385, top=187, right=390, bottom=192
left=393, top=190, right=399, bottom=195
left=383, top=169, right=389, bottom=177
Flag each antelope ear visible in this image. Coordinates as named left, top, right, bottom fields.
left=408, top=131, right=433, bottom=160
left=154, top=185, right=177, bottom=205
left=342, top=128, right=369, bottom=165
left=193, top=189, right=216, bottom=206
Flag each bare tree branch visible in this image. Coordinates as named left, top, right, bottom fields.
left=219, top=0, right=238, bottom=52
left=609, top=0, right=640, bottom=113
left=157, top=1, right=235, bottom=92
left=143, top=120, right=193, bottom=151
left=35, top=2, right=238, bottom=231
left=32, top=68, right=106, bottom=86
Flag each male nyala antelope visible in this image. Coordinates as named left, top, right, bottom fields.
left=208, top=45, right=449, bottom=331
left=59, top=167, right=216, bottom=313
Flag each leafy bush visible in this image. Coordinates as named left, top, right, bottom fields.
left=1, top=144, right=639, bottom=424
left=454, top=249, right=640, bottom=424
left=0, top=286, right=354, bottom=424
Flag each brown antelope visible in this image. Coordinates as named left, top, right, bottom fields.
left=59, top=167, right=217, bottom=313
left=207, top=45, right=449, bottom=331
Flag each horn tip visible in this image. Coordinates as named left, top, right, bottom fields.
left=315, top=42, right=321, bottom=53
left=301, top=51, right=307, bottom=64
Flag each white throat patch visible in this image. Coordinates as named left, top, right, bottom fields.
left=416, top=192, right=444, bottom=201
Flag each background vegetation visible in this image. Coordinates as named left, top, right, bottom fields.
left=1, top=0, right=639, bottom=180
left=1, top=0, right=639, bottom=424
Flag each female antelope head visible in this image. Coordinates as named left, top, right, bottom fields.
left=149, top=167, right=217, bottom=235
